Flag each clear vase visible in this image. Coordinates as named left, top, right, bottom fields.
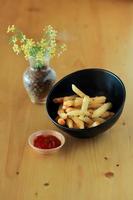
left=23, top=65, right=56, bottom=104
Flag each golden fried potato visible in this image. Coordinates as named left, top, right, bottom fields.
left=58, top=105, right=67, bottom=119
left=66, top=118, right=74, bottom=128
left=79, top=115, right=93, bottom=126
left=81, top=96, right=90, bottom=112
left=90, top=96, right=106, bottom=104
left=58, top=118, right=66, bottom=126
left=67, top=109, right=91, bottom=117
left=72, top=84, right=87, bottom=98
left=53, top=84, right=114, bottom=129
left=92, top=103, right=112, bottom=118
left=90, top=121, right=100, bottom=127
left=53, top=97, right=64, bottom=104
left=70, top=116, right=84, bottom=129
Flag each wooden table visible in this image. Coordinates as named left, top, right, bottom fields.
left=0, top=0, right=133, bottom=199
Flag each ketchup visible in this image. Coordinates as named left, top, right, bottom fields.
left=33, top=135, right=61, bottom=149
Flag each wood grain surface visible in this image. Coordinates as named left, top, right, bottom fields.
left=0, top=0, right=133, bottom=199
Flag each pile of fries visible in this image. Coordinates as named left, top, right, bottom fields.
left=53, top=84, right=114, bottom=129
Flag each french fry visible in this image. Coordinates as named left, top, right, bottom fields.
left=65, top=107, right=78, bottom=113
left=66, top=118, right=74, bottom=128
left=88, top=103, right=103, bottom=109
left=54, top=84, right=114, bottom=129
left=70, top=116, right=84, bottom=129
left=53, top=97, right=64, bottom=104
left=79, top=115, right=93, bottom=126
left=63, top=100, right=74, bottom=107
left=101, top=111, right=110, bottom=118
left=63, top=98, right=83, bottom=108
left=62, top=105, right=69, bottom=110
left=90, top=96, right=106, bottom=104
left=67, top=109, right=91, bottom=117
left=92, top=102, right=112, bottom=118
left=64, top=95, right=76, bottom=101
left=90, top=121, right=100, bottom=128
left=94, top=118, right=105, bottom=124
left=72, top=84, right=87, bottom=97
left=74, top=97, right=83, bottom=107
left=108, top=112, right=115, bottom=118
left=88, top=96, right=106, bottom=109
left=67, top=110, right=83, bottom=116
left=104, top=112, right=114, bottom=119
left=73, top=122, right=79, bottom=128
left=81, top=96, right=90, bottom=112
left=58, top=118, right=66, bottom=126
left=88, top=109, right=94, bottom=114
left=58, top=105, right=67, bottom=119
left=53, top=95, right=76, bottom=104
left=101, top=111, right=114, bottom=119
left=58, top=110, right=67, bottom=119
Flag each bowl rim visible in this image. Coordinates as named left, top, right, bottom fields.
left=46, top=68, right=126, bottom=132
left=28, top=130, right=65, bottom=152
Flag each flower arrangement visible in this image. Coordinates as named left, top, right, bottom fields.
left=7, top=25, right=67, bottom=68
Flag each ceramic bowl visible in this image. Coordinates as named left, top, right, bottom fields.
left=28, top=130, right=65, bottom=154
left=46, top=68, right=126, bottom=138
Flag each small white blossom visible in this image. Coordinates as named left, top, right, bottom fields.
left=7, top=25, right=15, bottom=33
left=13, top=44, right=20, bottom=54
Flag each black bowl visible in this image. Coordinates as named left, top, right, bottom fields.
left=46, top=68, right=126, bottom=138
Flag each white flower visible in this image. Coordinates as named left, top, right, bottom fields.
left=12, top=37, right=17, bottom=43
left=13, top=44, right=20, bottom=54
left=7, top=25, right=15, bottom=33
left=21, top=35, right=26, bottom=42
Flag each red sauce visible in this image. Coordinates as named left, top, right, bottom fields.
left=33, top=135, right=61, bottom=149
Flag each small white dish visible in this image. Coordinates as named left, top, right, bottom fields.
left=28, top=130, right=65, bottom=154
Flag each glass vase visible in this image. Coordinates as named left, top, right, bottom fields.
left=23, top=65, right=56, bottom=104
